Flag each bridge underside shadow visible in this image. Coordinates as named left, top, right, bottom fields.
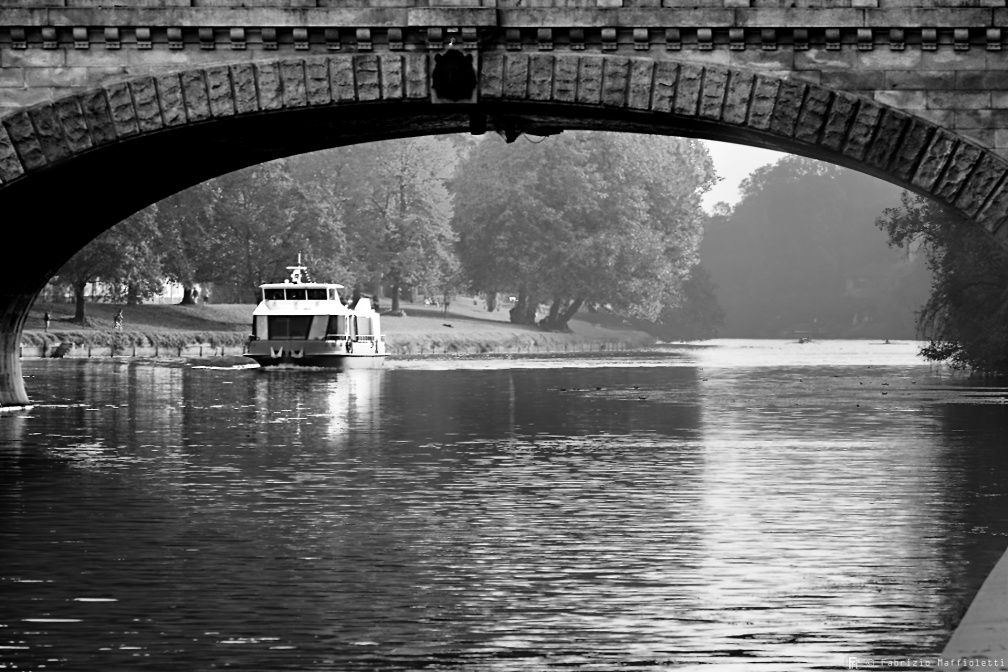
left=3, top=54, right=1008, bottom=406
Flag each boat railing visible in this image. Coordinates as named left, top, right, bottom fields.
left=324, top=334, right=382, bottom=343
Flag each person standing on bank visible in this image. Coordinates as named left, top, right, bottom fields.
left=44, top=310, right=50, bottom=332
left=114, top=310, right=123, bottom=331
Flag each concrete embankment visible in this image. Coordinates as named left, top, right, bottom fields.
left=938, top=546, right=1008, bottom=670
left=19, top=336, right=647, bottom=361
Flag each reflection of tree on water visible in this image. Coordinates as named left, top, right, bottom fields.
left=379, top=367, right=704, bottom=444
left=693, top=367, right=1008, bottom=655
left=932, top=401, right=1008, bottom=635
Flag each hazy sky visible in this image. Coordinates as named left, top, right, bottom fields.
left=701, top=140, right=787, bottom=212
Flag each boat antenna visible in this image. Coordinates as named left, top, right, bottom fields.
left=287, top=253, right=308, bottom=284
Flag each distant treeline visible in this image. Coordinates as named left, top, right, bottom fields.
left=703, top=156, right=930, bottom=340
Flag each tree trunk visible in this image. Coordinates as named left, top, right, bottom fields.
left=539, top=296, right=584, bottom=331
left=509, top=288, right=538, bottom=325
left=126, top=283, right=140, bottom=306
left=73, top=282, right=87, bottom=323
left=179, top=284, right=195, bottom=305
left=390, top=270, right=401, bottom=313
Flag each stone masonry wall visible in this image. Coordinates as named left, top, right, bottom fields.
left=3, top=5, right=1008, bottom=154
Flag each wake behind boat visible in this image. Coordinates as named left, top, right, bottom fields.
left=245, top=257, right=385, bottom=369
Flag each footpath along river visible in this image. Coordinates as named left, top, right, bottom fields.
left=1, top=339, right=1007, bottom=670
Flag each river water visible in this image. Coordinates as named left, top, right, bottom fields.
left=2, top=339, right=1007, bottom=670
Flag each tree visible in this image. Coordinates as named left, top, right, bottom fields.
left=153, top=182, right=217, bottom=304
left=655, top=264, right=726, bottom=341
left=876, top=192, right=1008, bottom=374
left=702, top=156, right=928, bottom=338
left=452, top=132, right=716, bottom=330
left=53, top=210, right=163, bottom=323
left=198, top=160, right=344, bottom=302
left=333, top=138, right=460, bottom=312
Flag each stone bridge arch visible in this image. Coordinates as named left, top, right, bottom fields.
left=2, top=51, right=1007, bottom=406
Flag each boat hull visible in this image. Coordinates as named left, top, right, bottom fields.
left=245, top=339, right=385, bottom=370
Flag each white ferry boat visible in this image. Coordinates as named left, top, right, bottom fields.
left=245, top=258, right=385, bottom=369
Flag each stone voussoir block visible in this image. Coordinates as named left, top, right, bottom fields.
left=330, top=56, right=356, bottom=103
left=256, top=61, right=285, bottom=110
left=0, top=122, right=24, bottom=183
left=769, top=79, right=806, bottom=139
left=529, top=53, right=554, bottom=102
left=205, top=66, right=235, bottom=118
left=552, top=54, right=579, bottom=104
left=650, top=60, right=678, bottom=115
left=379, top=54, right=403, bottom=101
left=3, top=111, right=47, bottom=172
left=230, top=62, right=259, bottom=114
left=722, top=69, right=753, bottom=126
left=180, top=70, right=211, bottom=122
left=28, top=104, right=70, bottom=164
left=912, top=129, right=957, bottom=192
left=53, top=96, right=92, bottom=154
left=975, top=179, right=1008, bottom=237
left=479, top=51, right=505, bottom=100
left=819, top=92, right=858, bottom=153
left=864, top=108, right=907, bottom=170
left=404, top=53, right=428, bottom=100
left=955, top=152, right=1008, bottom=218
left=843, top=100, right=883, bottom=162
left=890, top=118, right=935, bottom=182
left=699, top=66, right=728, bottom=121
left=503, top=53, right=530, bottom=100
left=155, top=73, right=187, bottom=127
left=280, top=59, right=308, bottom=107
left=354, top=55, right=381, bottom=102
left=305, top=58, right=332, bottom=106
left=627, top=59, right=655, bottom=111
left=934, top=141, right=983, bottom=203
left=577, top=56, right=603, bottom=106
left=129, top=76, right=164, bottom=132
left=105, top=81, right=139, bottom=138
left=602, top=57, right=630, bottom=108
left=747, top=75, right=779, bottom=131
left=794, top=85, right=831, bottom=144
left=673, top=63, right=703, bottom=117
left=79, top=88, right=117, bottom=144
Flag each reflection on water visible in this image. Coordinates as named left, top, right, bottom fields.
left=2, top=341, right=1007, bottom=670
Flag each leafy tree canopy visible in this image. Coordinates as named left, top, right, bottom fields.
left=452, top=132, right=716, bottom=330
left=877, top=192, right=1008, bottom=375
left=53, top=209, right=163, bottom=322
left=703, top=155, right=929, bottom=338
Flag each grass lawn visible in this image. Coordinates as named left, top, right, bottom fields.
left=23, top=297, right=656, bottom=354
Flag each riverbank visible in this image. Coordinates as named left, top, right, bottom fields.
left=20, top=300, right=657, bottom=358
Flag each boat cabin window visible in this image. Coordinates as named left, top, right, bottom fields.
left=264, top=288, right=285, bottom=301
left=328, top=289, right=337, bottom=301
left=306, top=288, right=328, bottom=301
left=267, top=315, right=312, bottom=340
left=285, top=288, right=307, bottom=301
left=326, top=315, right=347, bottom=337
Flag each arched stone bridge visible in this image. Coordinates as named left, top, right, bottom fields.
left=3, top=0, right=1008, bottom=407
